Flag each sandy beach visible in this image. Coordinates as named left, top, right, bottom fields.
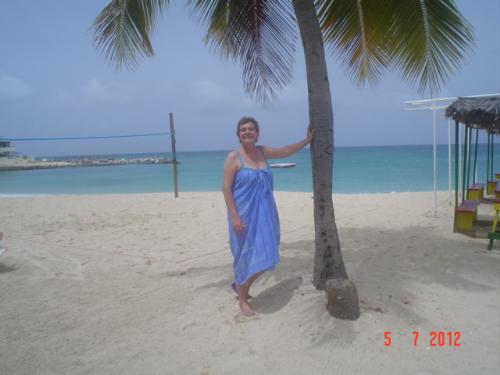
left=0, top=191, right=499, bottom=374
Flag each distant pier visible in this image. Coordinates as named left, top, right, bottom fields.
left=0, top=156, right=174, bottom=171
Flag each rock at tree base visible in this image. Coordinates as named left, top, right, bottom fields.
left=325, top=278, right=360, bottom=320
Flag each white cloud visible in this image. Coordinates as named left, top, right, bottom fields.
left=191, top=79, right=229, bottom=102
left=0, top=74, right=34, bottom=99
left=189, top=79, right=261, bottom=113
left=49, top=89, right=72, bottom=104
left=80, top=78, right=133, bottom=106
left=81, top=78, right=112, bottom=102
left=46, top=79, right=135, bottom=109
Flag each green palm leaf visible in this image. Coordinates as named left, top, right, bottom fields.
left=388, top=0, right=474, bottom=95
left=319, top=0, right=474, bottom=94
left=318, top=0, right=392, bottom=85
left=188, top=0, right=298, bottom=103
left=93, top=0, right=170, bottom=70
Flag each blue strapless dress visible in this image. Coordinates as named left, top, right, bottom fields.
left=228, top=166, right=280, bottom=286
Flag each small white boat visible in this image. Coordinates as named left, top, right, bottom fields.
left=270, top=163, right=296, bottom=168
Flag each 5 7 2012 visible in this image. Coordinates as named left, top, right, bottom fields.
left=384, top=331, right=461, bottom=347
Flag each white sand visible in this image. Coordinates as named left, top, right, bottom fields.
left=0, top=192, right=499, bottom=374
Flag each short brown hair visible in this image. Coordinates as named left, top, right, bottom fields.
left=236, top=116, right=259, bottom=137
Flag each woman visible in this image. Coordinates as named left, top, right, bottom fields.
left=222, top=116, right=314, bottom=316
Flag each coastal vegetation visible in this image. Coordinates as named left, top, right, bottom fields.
left=93, top=0, right=473, bottom=319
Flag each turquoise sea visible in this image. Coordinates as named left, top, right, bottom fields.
left=0, top=145, right=498, bottom=195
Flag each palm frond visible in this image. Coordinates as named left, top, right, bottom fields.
left=188, top=0, right=298, bottom=103
left=93, top=0, right=170, bottom=70
left=386, top=0, right=474, bottom=95
left=317, top=0, right=474, bottom=95
left=317, top=0, right=392, bottom=85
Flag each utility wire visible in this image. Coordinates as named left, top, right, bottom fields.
left=3, top=132, right=170, bottom=141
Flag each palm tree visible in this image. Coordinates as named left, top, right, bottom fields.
left=93, top=0, right=473, bottom=319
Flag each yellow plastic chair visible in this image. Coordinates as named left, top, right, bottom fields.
left=488, top=200, right=500, bottom=250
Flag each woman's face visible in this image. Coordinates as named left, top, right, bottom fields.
left=238, top=122, right=259, bottom=144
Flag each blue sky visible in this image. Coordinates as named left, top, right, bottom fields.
left=1, top=0, right=499, bottom=156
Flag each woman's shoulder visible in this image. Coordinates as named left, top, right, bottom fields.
left=224, top=150, right=240, bottom=168
left=226, top=150, right=238, bottom=160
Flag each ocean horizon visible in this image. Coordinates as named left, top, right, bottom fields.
left=0, top=144, right=497, bottom=196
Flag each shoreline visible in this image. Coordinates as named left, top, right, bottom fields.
left=0, top=189, right=453, bottom=198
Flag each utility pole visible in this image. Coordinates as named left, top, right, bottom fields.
left=169, top=113, right=179, bottom=198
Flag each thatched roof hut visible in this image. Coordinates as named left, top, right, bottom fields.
left=445, top=95, right=500, bottom=131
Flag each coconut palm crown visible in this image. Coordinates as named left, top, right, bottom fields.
left=94, top=0, right=473, bottom=100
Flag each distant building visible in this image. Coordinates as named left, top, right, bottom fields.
left=0, top=139, right=16, bottom=158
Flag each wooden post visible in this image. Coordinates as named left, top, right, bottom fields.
left=490, top=133, right=494, bottom=180
left=487, top=132, right=491, bottom=183
left=169, top=113, right=179, bottom=198
left=462, top=125, right=468, bottom=203
left=465, top=125, right=472, bottom=191
left=473, top=128, right=479, bottom=184
left=455, top=121, right=459, bottom=208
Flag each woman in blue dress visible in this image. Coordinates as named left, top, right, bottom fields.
left=222, top=117, right=314, bottom=316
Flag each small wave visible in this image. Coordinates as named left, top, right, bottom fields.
left=0, top=193, right=50, bottom=198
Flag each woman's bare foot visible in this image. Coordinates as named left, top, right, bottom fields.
left=238, top=299, right=255, bottom=317
left=234, top=283, right=255, bottom=316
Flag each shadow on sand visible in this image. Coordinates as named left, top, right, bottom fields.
left=171, top=224, right=500, bottom=345
left=0, top=263, right=18, bottom=274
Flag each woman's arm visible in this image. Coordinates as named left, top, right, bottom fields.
left=222, top=152, right=245, bottom=232
left=261, top=127, right=314, bottom=159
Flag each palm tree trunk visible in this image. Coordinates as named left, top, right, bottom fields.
left=292, top=0, right=348, bottom=289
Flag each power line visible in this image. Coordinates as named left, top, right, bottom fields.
left=3, top=132, right=170, bottom=141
